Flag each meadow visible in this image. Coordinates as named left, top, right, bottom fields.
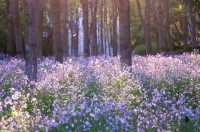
left=0, top=53, right=200, bottom=131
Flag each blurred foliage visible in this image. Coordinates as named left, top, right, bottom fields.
left=0, top=0, right=199, bottom=55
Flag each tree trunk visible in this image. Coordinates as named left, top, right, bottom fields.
left=90, top=0, right=98, bottom=56
left=187, top=0, right=197, bottom=49
left=111, top=0, right=118, bottom=57
left=156, top=0, right=164, bottom=52
left=7, top=0, right=23, bottom=56
left=25, top=0, right=38, bottom=81
left=165, top=0, right=173, bottom=51
left=81, top=0, right=90, bottom=57
left=50, top=0, right=64, bottom=63
left=71, top=18, right=79, bottom=57
left=36, top=0, right=45, bottom=58
left=144, top=0, right=152, bottom=54
left=99, top=0, right=104, bottom=55
left=61, top=0, right=69, bottom=56
left=119, top=0, right=132, bottom=66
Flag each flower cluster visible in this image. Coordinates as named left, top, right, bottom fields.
left=0, top=53, right=199, bottom=131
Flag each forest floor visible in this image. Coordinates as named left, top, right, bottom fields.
left=0, top=53, right=200, bottom=131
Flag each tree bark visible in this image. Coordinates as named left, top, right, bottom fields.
left=165, top=0, right=173, bottom=51
left=50, top=0, right=64, bottom=63
left=156, top=0, right=164, bottom=52
left=36, top=0, right=45, bottom=58
left=111, top=0, right=118, bottom=57
left=144, top=0, right=152, bottom=54
left=7, top=0, right=23, bottom=56
left=90, top=0, right=98, bottom=56
left=61, top=0, right=69, bottom=57
left=71, top=16, right=79, bottom=57
left=81, top=0, right=90, bottom=57
left=187, top=0, right=197, bottom=49
left=25, top=0, right=38, bottom=81
left=99, top=0, right=104, bottom=55
left=119, top=0, right=132, bottom=66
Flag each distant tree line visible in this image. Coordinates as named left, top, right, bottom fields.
left=0, top=0, right=199, bottom=80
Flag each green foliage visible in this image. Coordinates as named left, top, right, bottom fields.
left=0, top=106, right=12, bottom=120
left=36, top=91, right=55, bottom=116
left=145, top=128, right=157, bottom=132
left=134, top=44, right=147, bottom=55
left=171, top=118, right=200, bottom=132
left=25, top=99, right=34, bottom=114
left=1, top=81, right=12, bottom=99
left=179, top=119, right=199, bottom=132
left=134, top=43, right=157, bottom=55
left=83, top=81, right=100, bottom=98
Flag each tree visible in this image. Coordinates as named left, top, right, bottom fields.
left=36, top=0, right=45, bottom=58
left=25, top=0, right=38, bottom=81
left=62, top=0, right=69, bottom=56
left=144, top=0, right=152, bottom=53
left=70, top=10, right=79, bottom=57
left=164, top=0, right=173, bottom=51
left=111, top=0, right=118, bottom=56
left=155, top=0, right=164, bottom=52
left=50, top=0, right=64, bottom=63
left=99, top=0, right=104, bottom=55
left=7, top=0, right=23, bottom=56
left=81, top=0, right=90, bottom=57
left=187, top=0, right=198, bottom=49
left=90, top=0, right=98, bottom=56
left=119, top=0, right=132, bottom=66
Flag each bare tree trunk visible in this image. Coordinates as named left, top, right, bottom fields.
left=25, top=0, right=38, bottom=81
left=156, top=0, right=164, bottom=52
left=103, top=1, right=107, bottom=55
left=61, top=0, right=69, bottom=57
left=50, top=0, right=64, bottom=62
left=187, top=0, right=197, bottom=49
left=183, top=8, right=189, bottom=45
left=111, top=0, right=118, bottom=57
left=99, top=0, right=104, bottom=55
left=36, top=0, right=45, bottom=58
left=119, top=0, right=132, bottom=66
left=165, top=0, right=173, bottom=51
left=7, top=0, right=23, bottom=56
left=81, top=0, right=90, bottom=57
left=90, top=0, right=98, bottom=56
left=71, top=17, right=79, bottom=57
left=144, top=0, right=152, bottom=54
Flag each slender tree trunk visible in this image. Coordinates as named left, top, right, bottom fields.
left=61, top=0, right=69, bottom=57
left=119, top=0, right=132, bottom=66
left=156, top=0, right=164, bottom=52
left=99, top=0, right=104, bottom=55
left=7, top=0, right=23, bottom=56
left=25, top=0, right=38, bottom=81
left=36, top=0, right=44, bottom=58
left=165, top=0, right=173, bottom=51
left=183, top=8, right=189, bottom=45
left=103, top=2, right=107, bottom=55
left=81, top=0, right=90, bottom=57
left=71, top=18, right=79, bottom=57
left=187, top=1, right=197, bottom=49
left=111, top=0, right=118, bottom=57
left=7, top=1, right=16, bottom=56
left=90, top=0, right=98, bottom=56
left=50, top=0, right=64, bottom=62
left=144, top=0, right=152, bottom=54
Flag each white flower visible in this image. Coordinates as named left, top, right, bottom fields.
left=12, top=91, right=21, bottom=100
left=5, top=97, right=12, bottom=105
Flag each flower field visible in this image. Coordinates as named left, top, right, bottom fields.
left=0, top=54, right=200, bottom=131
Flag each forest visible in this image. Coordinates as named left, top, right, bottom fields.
left=0, top=0, right=200, bottom=131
